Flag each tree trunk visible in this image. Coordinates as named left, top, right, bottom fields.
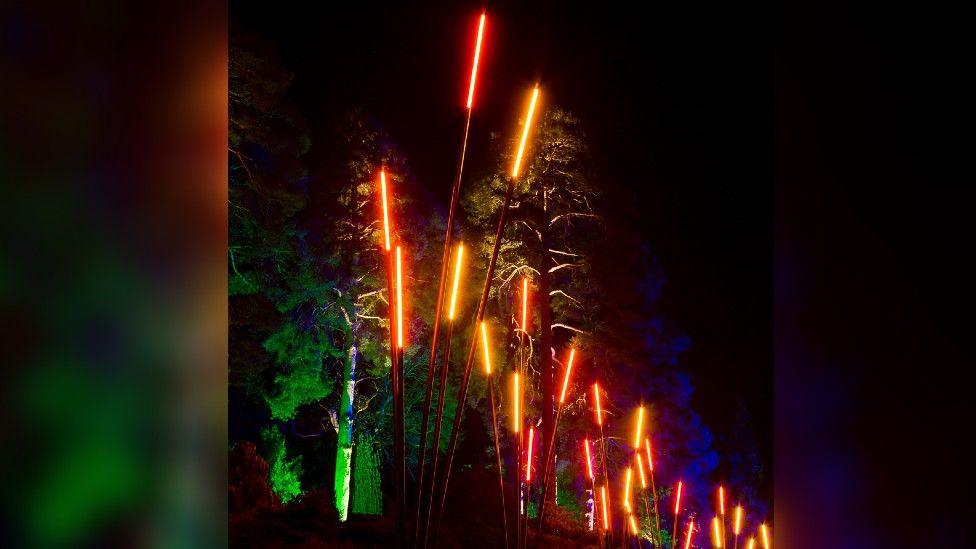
left=334, top=320, right=359, bottom=521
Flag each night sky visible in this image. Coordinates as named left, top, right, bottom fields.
left=233, top=0, right=769, bottom=488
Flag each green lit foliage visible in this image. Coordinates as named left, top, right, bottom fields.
left=263, top=427, right=303, bottom=503
left=350, top=434, right=383, bottom=515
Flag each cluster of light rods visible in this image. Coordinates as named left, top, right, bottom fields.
left=374, top=9, right=770, bottom=549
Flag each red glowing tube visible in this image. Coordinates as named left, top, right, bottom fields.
left=684, top=519, right=695, bottom=549
left=734, top=505, right=743, bottom=535
left=633, top=406, right=644, bottom=448
left=593, top=383, right=603, bottom=425
left=465, top=12, right=486, bottom=110
left=636, top=454, right=647, bottom=488
left=623, top=467, right=632, bottom=511
left=379, top=170, right=391, bottom=251
left=674, top=480, right=683, bottom=515
left=584, top=438, right=594, bottom=480
left=558, top=348, right=576, bottom=404
left=521, top=277, right=529, bottom=332
left=448, top=244, right=464, bottom=319
left=629, top=514, right=639, bottom=535
left=712, top=516, right=722, bottom=548
left=644, top=438, right=654, bottom=472
left=395, top=246, right=404, bottom=348
left=719, top=485, right=726, bottom=515
left=511, top=86, right=540, bottom=178
left=601, top=485, right=610, bottom=530
left=526, top=426, right=535, bottom=482
left=512, top=373, right=520, bottom=432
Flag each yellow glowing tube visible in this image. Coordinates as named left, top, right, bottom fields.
left=448, top=244, right=464, bottom=319
left=747, top=537, right=756, bottom=549
left=760, top=523, right=770, bottom=548
left=629, top=514, right=638, bottom=535
left=684, top=519, right=695, bottom=549
left=712, top=516, right=722, bottom=547
left=583, top=438, right=594, bottom=480
left=636, top=454, right=647, bottom=488
left=511, top=86, right=540, bottom=178
left=593, top=383, right=603, bottom=425
left=719, top=485, right=726, bottom=515
left=379, top=171, right=391, bottom=251
left=512, top=373, right=520, bottom=432
left=623, top=467, right=632, bottom=511
left=644, top=438, right=654, bottom=472
left=480, top=321, right=491, bottom=375
left=734, top=505, right=743, bottom=535
left=633, top=406, right=644, bottom=448
left=526, top=426, right=535, bottom=482
left=558, top=348, right=576, bottom=403
left=395, top=246, right=403, bottom=347
left=601, top=485, right=610, bottom=530
left=522, top=276, right=529, bottom=332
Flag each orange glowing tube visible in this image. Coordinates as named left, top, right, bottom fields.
left=558, top=347, right=576, bottom=403
left=480, top=321, right=491, bottom=375
left=734, top=505, right=743, bottom=535
left=593, top=383, right=603, bottom=425
left=448, top=244, right=464, bottom=319
left=512, top=373, right=520, bottom=432
left=465, top=12, right=486, bottom=110
left=511, top=86, right=540, bottom=178
left=636, top=454, right=647, bottom=488
left=600, top=485, right=610, bottom=530
left=623, top=467, right=632, bottom=511
left=629, top=514, right=639, bottom=535
left=395, top=246, right=404, bottom=347
left=525, top=426, right=535, bottom=482
left=674, top=481, right=683, bottom=514
left=633, top=406, right=644, bottom=448
left=584, top=438, right=594, bottom=480
left=746, top=537, right=756, bottom=549
left=644, top=438, right=654, bottom=472
left=684, top=519, right=695, bottom=549
left=718, top=485, right=726, bottom=515
left=760, top=523, right=770, bottom=548
left=521, top=277, right=529, bottom=332
left=379, top=171, right=391, bottom=251
left=712, top=516, right=722, bottom=547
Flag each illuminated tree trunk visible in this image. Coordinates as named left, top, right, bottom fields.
left=334, top=320, right=359, bottom=521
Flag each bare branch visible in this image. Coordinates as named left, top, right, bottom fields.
left=548, top=248, right=583, bottom=258
left=550, top=212, right=598, bottom=226
left=551, top=323, right=590, bottom=335
left=548, top=262, right=580, bottom=274
left=549, top=289, right=582, bottom=306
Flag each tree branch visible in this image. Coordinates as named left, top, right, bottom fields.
left=551, top=323, right=590, bottom=335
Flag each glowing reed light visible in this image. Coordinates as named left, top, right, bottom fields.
left=558, top=348, right=576, bottom=403
left=511, top=86, right=540, bottom=178
left=629, top=514, right=639, bottom=535
left=760, top=523, right=770, bottom=548
left=719, top=486, right=726, bottom=515
left=512, top=373, right=520, bottom=432
left=712, top=516, right=722, bottom=548
left=636, top=454, right=647, bottom=488
left=684, top=519, right=695, bottom=549
left=734, top=505, right=743, bottom=535
left=448, top=244, right=464, bottom=319
left=480, top=322, right=491, bottom=375
left=593, top=383, right=603, bottom=425
left=600, top=485, right=610, bottom=529
left=674, top=481, right=683, bottom=514
left=465, top=12, right=486, bottom=110
left=746, top=537, right=756, bottom=549
left=395, top=246, right=404, bottom=347
left=623, top=467, right=632, bottom=511
left=644, top=438, right=654, bottom=472
left=521, top=277, right=529, bottom=332
left=379, top=171, right=391, bottom=251
left=633, top=406, right=644, bottom=448
left=583, top=438, right=594, bottom=480
left=525, top=426, right=535, bottom=482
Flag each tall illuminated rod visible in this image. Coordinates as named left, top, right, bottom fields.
left=534, top=347, right=576, bottom=544
left=514, top=277, right=529, bottom=549
left=582, top=438, right=596, bottom=531
left=481, top=322, right=510, bottom=548
left=672, top=480, right=684, bottom=547
left=431, top=84, right=542, bottom=546
left=645, top=437, right=663, bottom=549
left=591, top=381, right=611, bottom=545
left=733, top=505, right=744, bottom=549
left=395, top=245, right=407, bottom=548
left=420, top=245, right=464, bottom=547
left=376, top=170, right=404, bottom=543
left=416, top=11, right=486, bottom=546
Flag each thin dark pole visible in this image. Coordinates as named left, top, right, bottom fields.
left=648, top=465, right=662, bottom=548
left=421, top=320, right=454, bottom=546
left=521, top=426, right=536, bottom=549
left=514, top=334, right=524, bottom=548
left=396, top=346, right=406, bottom=547
left=533, top=403, right=564, bottom=546
left=414, top=109, right=472, bottom=545
left=385, top=249, right=402, bottom=547
left=431, top=173, right=519, bottom=542
left=488, top=374, right=510, bottom=548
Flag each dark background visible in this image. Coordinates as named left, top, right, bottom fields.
left=231, top=0, right=772, bottom=495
